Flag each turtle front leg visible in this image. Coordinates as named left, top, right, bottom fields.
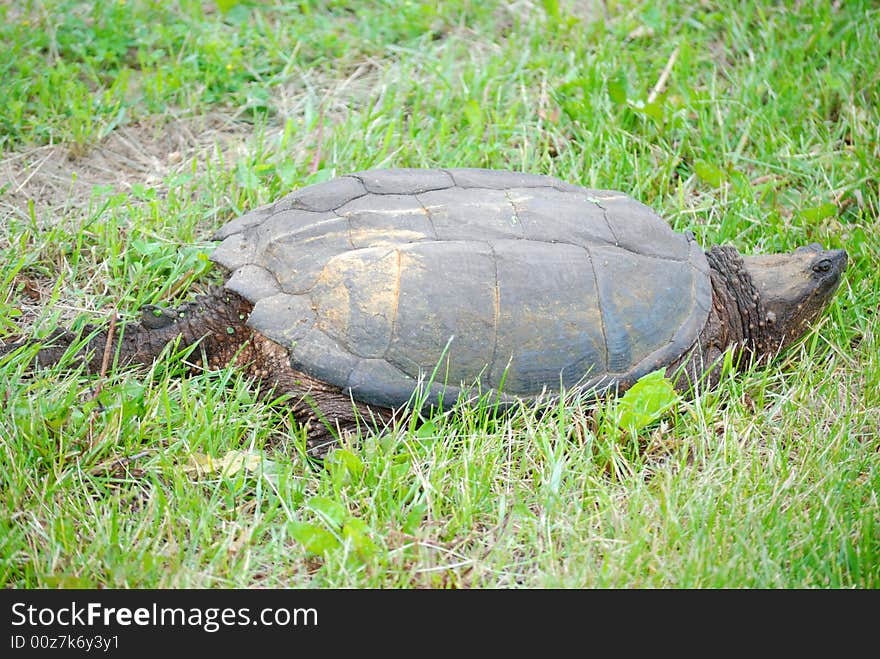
left=1, top=289, right=255, bottom=374
left=1, top=289, right=391, bottom=457
left=1, top=321, right=191, bottom=374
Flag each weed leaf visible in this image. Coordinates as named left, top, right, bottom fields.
left=289, top=522, right=340, bottom=555
left=615, top=369, right=680, bottom=434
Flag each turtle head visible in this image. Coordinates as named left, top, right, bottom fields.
left=740, top=243, right=847, bottom=348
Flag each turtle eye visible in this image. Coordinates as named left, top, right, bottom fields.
left=812, top=259, right=833, bottom=273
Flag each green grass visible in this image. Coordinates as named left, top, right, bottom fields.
left=1, top=0, right=878, bottom=587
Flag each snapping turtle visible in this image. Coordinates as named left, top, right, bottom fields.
left=4, top=168, right=847, bottom=455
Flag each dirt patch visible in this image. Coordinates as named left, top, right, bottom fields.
left=0, top=112, right=254, bottom=225
left=0, top=59, right=385, bottom=228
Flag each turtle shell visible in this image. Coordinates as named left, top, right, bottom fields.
left=210, top=168, right=712, bottom=409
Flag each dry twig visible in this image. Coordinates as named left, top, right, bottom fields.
left=647, top=46, right=680, bottom=105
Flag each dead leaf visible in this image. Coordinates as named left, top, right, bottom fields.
left=183, top=449, right=274, bottom=478
left=626, top=26, right=654, bottom=41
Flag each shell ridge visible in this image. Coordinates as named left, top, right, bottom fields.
left=486, top=241, right=501, bottom=386
left=255, top=213, right=339, bottom=247
left=413, top=192, right=441, bottom=239
left=351, top=169, right=456, bottom=195
left=437, top=169, right=457, bottom=187
left=502, top=189, right=527, bottom=239
left=682, top=267, right=697, bottom=345
left=313, top=302, right=355, bottom=357
left=330, top=189, right=369, bottom=211
left=330, top=208, right=358, bottom=250
left=592, top=198, right=622, bottom=247
left=347, top=173, right=367, bottom=188
left=536, top=236, right=687, bottom=262
left=307, top=326, right=359, bottom=384
left=321, top=329, right=357, bottom=359
left=383, top=248, right=404, bottom=362
left=582, top=244, right=610, bottom=372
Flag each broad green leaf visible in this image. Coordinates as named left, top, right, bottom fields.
left=100, top=381, right=146, bottom=419
left=729, top=169, right=752, bottom=194
left=0, top=304, right=23, bottom=333
left=615, top=369, right=680, bottom=433
left=244, top=87, right=270, bottom=112
left=607, top=71, right=629, bottom=105
left=130, top=183, right=157, bottom=200
left=275, top=159, right=298, bottom=188
left=643, top=5, right=662, bottom=28
left=402, top=504, right=427, bottom=534
left=464, top=99, right=482, bottom=131
left=415, top=420, right=438, bottom=439
left=214, top=0, right=239, bottom=13
left=289, top=521, right=340, bottom=555
left=235, top=162, right=259, bottom=191
left=91, top=184, right=114, bottom=197
left=164, top=172, right=193, bottom=188
left=224, top=3, right=251, bottom=25
left=44, top=407, right=70, bottom=432
left=800, top=202, right=837, bottom=222
left=390, top=462, right=411, bottom=480
left=554, top=78, right=593, bottom=121
left=693, top=159, right=727, bottom=187
left=330, top=449, right=364, bottom=478
left=541, top=0, right=560, bottom=19
left=307, top=496, right=348, bottom=530
left=343, top=518, right=378, bottom=556
left=638, top=100, right=665, bottom=121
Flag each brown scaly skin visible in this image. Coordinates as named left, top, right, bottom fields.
left=1, top=244, right=846, bottom=456
left=2, top=289, right=392, bottom=458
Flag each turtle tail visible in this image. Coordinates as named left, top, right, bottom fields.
left=0, top=288, right=253, bottom=374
